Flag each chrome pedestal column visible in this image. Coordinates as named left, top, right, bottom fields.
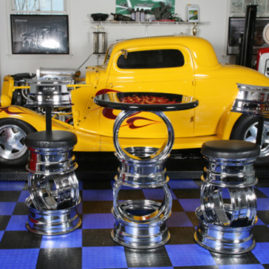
left=24, top=78, right=81, bottom=235
left=194, top=140, right=260, bottom=254
left=112, top=111, right=173, bottom=249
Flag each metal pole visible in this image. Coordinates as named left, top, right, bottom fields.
left=45, top=106, right=52, bottom=134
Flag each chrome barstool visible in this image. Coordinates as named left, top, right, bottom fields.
left=195, top=83, right=269, bottom=254
left=25, top=77, right=81, bottom=235
left=95, top=91, right=198, bottom=248
left=194, top=140, right=260, bottom=254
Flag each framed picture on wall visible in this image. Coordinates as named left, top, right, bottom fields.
left=10, top=14, right=69, bottom=54
left=227, top=16, right=269, bottom=55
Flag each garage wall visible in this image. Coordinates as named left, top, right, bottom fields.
left=0, top=0, right=230, bottom=81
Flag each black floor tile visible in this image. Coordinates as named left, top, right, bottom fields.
left=13, top=202, right=29, bottom=215
left=118, top=189, right=145, bottom=200
left=0, top=191, right=20, bottom=202
left=83, top=201, right=113, bottom=214
left=36, top=248, right=82, bottom=269
left=173, top=189, right=201, bottom=199
left=0, top=231, right=42, bottom=249
left=167, top=227, right=196, bottom=244
left=125, top=246, right=172, bottom=267
left=256, top=180, right=269, bottom=187
left=83, top=179, right=112, bottom=190
left=212, top=252, right=259, bottom=265
left=0, top=215, right=10, bottom=230
left=172, top=199, right=184, bottom=212
left=253, top=225, right=269, bottom=242
left=174, top=265, right=219, bottom=269
left=83, top=229, right=117, bottom=246
left=258, top=211, right=269, bottom=225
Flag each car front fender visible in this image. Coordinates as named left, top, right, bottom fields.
left=0, top=105, right=71, bottom=131
left=0, top=105, right=101, bottom=152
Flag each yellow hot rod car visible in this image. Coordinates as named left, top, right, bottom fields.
left=1, top=35, right=269, bottom=165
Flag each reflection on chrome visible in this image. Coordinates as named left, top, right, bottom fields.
left=232, top=83, right=269, bottom=116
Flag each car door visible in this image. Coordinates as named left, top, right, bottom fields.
left=98, top=44, right=196, bottom=141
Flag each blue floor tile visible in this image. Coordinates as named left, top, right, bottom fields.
left=82, top=246, right=127, bottom=269
left=258, top=187, right=269, bottom=198
left=18, top=190, right=29, bottom=202
left=41, top=229, right=82, bottom=248
left=0, top=249, right=39, bottom=269
left=168, top=179, right=199, bottom=189
left=252, top=242, right=269, bottom=264
left=0, top=202, right=16, bottom=215
left=167, top=212, right=193, bottom=227
left=143, top=189, right=165, bottom=200
left=165, top=244, right=216, bottom=267
left=82, top=213, right=114, bottom=229
left=219, top=265, right=264, bottom=269
left=178, top=199, right=201, bottom=212
left=0, top=181, right=25, bottom=191
left=6, top=215, right=27, bottom=231
left=83, top=190, right=113, bottom=201
left=257, top=198, right=269, bottom=211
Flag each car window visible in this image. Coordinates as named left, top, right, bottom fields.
left=117, top=49, right=184, bottom=69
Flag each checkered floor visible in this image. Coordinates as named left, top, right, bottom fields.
left=0, top=176, right=269, bottom=269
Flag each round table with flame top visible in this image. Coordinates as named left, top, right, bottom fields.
left=95, top=91, right=198, bottom=249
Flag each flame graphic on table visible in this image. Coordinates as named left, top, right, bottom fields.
left=95, top=89, right=159, bottom=129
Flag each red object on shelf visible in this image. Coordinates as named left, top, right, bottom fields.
left=256, top=47, right=269, bottom=77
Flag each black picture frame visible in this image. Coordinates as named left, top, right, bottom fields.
left=227, top=16, right=269, bottom=55
left=10, top=14, right=69, bottom=54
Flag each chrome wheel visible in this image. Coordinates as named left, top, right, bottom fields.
left=0, top=124, right=27, bottom=160
left=243, top=121, right=269, bottom=158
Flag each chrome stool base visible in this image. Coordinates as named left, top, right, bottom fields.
left=25, top=131, right=81, bottom=235
left=111, top=199, right=171, bottom=249
left=194, top=208, right=255, bottom=254
left=195, top=140, right=260, bottom=254
left=26, top=198, right=81, bottom=235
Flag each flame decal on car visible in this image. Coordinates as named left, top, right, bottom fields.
left=95, top=89, right=159, bottom=129
left=0, top=106, right=24, bottom=115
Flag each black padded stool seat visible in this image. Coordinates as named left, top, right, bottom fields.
left=25, top=131, right=77, bottom=148
left=201, top=140, right=260, bottom=159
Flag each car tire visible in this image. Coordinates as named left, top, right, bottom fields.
left=230, top=114, right=269, bottom=164
left=0, top=118, right=36, bottom=166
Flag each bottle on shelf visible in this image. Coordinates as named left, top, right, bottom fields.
left=140, top=9, right=145, bottom=22
left=135, top=8, right=140, bottom=22
left=131, top=9, right=136, bottom=21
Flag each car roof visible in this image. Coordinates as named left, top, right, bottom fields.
left=112, top=35, right=220, bottom=69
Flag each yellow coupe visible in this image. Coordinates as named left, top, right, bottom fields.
left=1, top=36, right=269, bottom=165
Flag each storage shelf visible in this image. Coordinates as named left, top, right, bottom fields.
left=90, top=20, right=199, bottom=25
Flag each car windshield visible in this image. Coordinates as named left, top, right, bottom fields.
left=117, top=49, right=184, bottom=69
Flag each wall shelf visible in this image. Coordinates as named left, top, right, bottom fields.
left=89, top=19, right=204, bottom=36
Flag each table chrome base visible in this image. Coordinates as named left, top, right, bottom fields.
left=194, top=208, right=255, bottom=254
left=111, top=199, right=170, bottom=249
left=25, top=198, right=81, bottom=235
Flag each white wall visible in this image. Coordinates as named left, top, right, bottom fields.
left=0, top=0, right=230, bottom=80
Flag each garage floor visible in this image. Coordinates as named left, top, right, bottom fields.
left=0, top=173, right=269, bottom=269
